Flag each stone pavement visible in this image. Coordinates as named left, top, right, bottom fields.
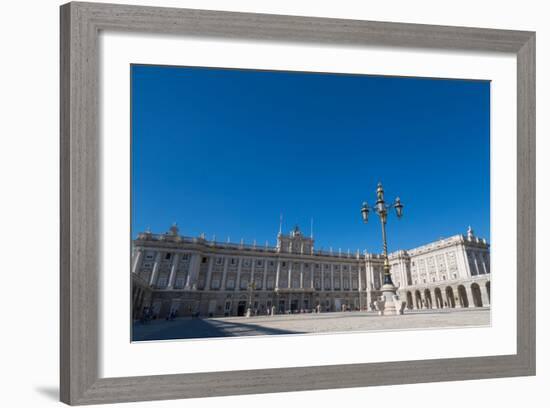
left=132, top=308, right=490, bottom=341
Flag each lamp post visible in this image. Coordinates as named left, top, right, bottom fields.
left=246, top=281, right=256, bottom=318
left=361, top=182, right=404, bottom=315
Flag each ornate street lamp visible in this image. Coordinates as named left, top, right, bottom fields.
left=361, top=182, right=404, bottom=315
left=246, top=281, right=256, bottom=318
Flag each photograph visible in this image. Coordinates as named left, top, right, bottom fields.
left=130, top=64, right=491, bottom=342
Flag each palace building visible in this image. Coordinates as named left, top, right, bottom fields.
left=131, top=224, right=490, bottom=319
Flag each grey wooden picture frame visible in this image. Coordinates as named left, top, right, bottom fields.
left=60, top=1, right=536, bottom=405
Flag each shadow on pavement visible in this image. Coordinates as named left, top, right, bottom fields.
left=132, top=318, right=303, bottom=341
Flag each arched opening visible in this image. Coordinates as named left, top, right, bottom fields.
left=424, top=289, right=433, bottom=309
left=470, top=283, right=483, bottom=307
left=457, top=285, right=469, bottom=308
left=485, top=281, right=491, bottom=302
left=414, top=290, right=422, bottom=309
left=445, top=286, right=455, bottom=308
left=434, top=288, right=444, bottom=308
left=406, top=291, right=413, bottom=309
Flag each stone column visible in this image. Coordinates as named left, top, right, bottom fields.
left=339, top=265, right=344, bottom=291
left=330, top=264, right=334, bottom=291
left=479, top=253, right=488, bottom=275
left=370, top=263, right=375, bottom=289
left=287, top=262, right=292, bottom=289
left=442, top=253, right=450, bottom=281
left=348, top=267, right=352, bottom=290
left=310, top=265, right=314, bottom=288
left=299, top=263, right=304, bottom=289
left=321, top=264, right=325, bottom=291
left=149, top=251, right=162, bottom=286
left=204, top=256, right=214, bottom=290
left=220, top=257, right=229, bottom=291
left=185, top=253, right=201, bottom=290
left=250, top=258, right=255, bottom=288
left=262, top=259, right=268, bottom=290
left=473, top=253, right=481, bottom=276
left=166, top=252, right=180, bottom=289
left=275, top=260, right=281, bottom=289
left=483, top=281, right=491, bottom=306
left=466, top=285, right=476, bottom=308
left=132, top=248, right=144, bottom=274
left=458, top=246, right=470, bottom=278
left=400, top=260, right=408, bottom=287
left=235, top=257, right=243, bottom=291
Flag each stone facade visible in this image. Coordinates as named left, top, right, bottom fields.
left=131, top=224, right=490, bottom=319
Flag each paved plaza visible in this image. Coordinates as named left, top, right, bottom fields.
left=132, top=308, right=490, bottom=341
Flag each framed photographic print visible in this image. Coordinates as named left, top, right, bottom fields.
left=60, top=1, right=535, bottom=405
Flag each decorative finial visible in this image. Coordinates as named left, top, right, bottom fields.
left=377, top=182, right=384, bottom=201
left=279, top=213, right=283, bottom=235
left=310, top=217, right=314, bottom=239
left=168, top=223, right=179, bottom=236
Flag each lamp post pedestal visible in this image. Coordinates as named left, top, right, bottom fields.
left=380, top=284, right=399, bottom=315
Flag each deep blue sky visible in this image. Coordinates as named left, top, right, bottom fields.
left=131, top=65, right=490, bottom=253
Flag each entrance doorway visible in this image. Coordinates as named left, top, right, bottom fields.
left=278, top=300, right=285, bottom=313
left=457, top=285, right=469, bottom=308
left=237, top=301, right=247, bottom=316
left=471, top=283, right=483, bottom=307
left=290, top=299, right=299, bottom=313
left=207, top=300, right=217, bottom=317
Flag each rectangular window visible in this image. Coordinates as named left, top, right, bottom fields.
left=175, top=278, right=185, bottom=288
left=165, top=253, right=171, bottom=260
left=202, top=257, right=208, bottom=263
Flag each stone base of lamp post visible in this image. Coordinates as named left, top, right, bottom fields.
left=246, top=307, right=252, bottom=318
left=378, top=284, right=403, bottom=316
